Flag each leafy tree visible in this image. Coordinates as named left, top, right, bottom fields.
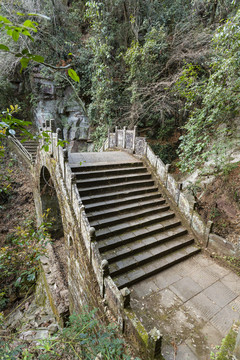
left=177, top=9, right=240, bottom=172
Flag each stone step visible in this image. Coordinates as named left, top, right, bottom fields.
left=81, top=186, right=159, bottom=205
left=114, top=245, right=200, bottom=289
left=90, top=203, right=170, bottom=230
left=71, top=161, right=143, bottom=172
left=78, top=179, right=155, bottom=196
left=87, top=197, right=166, bottom=220
left=73, top=166, right=148, bottom=180
left=102, top=227, right=188, bottom=263
left=96, top=212, right=177, bottom=241
left=109, top=236, right=195, bottom=277
left=77, top=173, right=152, bottom=188
left=85, top=192, right=161, bottom=212
left=98, top=218, right=182, bottom=252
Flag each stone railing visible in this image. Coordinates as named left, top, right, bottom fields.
left=8, top=134, right=33, bottom=164
left=104, top=127, right=238, bottom=255
left=39, top=122, right=161, bottom=359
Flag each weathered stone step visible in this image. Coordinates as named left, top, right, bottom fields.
left=87, top=198, right=167, bottom=221
left=78, top=179, right=155, bottom=196
left=73, top=166, right=148, bottom=180
left=85, top=192, right=161, bottom=212
left=77, top=173, right=152, bottom=188
left=90, top=203, right=170, bottom=230
left=96, top=212, right=177, bottom=241
left=25, top=146, right=38, bottom=149
left=102, top=227, right=188, bottom=262
left=114, top=245, right=200, bottom=289
left=98, top=219, right=182, bottom=252
left=81, top=186, right=159, bottom=205
left=71, top=161, right=143, bottom=172
left=109, top=236, right=195, bottom=277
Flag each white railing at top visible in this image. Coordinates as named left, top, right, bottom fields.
left=8, top=134, right=33, bottom=163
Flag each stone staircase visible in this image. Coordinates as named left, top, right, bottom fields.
left=22, top=139, right=38, bottom=161
left=70, top=154, right=200, bottom=289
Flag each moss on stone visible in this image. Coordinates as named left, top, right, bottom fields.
left=124, top=308, right=148, bottom=345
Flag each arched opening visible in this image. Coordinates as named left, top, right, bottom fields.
left=40, top=166, right=64, bottom=240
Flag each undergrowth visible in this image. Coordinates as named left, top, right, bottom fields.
left=0, top=308, right=141, bottom=360
left=0, top=214, right=51, bottom=311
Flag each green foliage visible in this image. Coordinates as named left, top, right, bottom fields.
left=0, top=11, right=80, bottom=77
left=0, top=216, right=51, bottom=310
left=0, top=105, right=32, bottom=156
left=177, top=9, right=240, bottom=173
left=151, top=143, right=178, bottom=164
left=210, top=327, right=238, bottom=360
left=156, top=119, right=176, bottom=140
left=0, top=169, right=12, bottom=205
left=0, top=309, right=141, bottom=360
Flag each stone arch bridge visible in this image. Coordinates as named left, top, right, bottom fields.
left=9, top=125, right=239, bottom=359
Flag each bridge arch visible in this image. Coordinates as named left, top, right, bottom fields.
left=39, top=165, right=64, bottom=240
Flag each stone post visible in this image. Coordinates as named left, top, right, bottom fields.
left=177, top=182, right=183, bottom=206
left=56, top=128, right=61, bottom=161
left=165, top=164, right=170, bottom=187
left=63, top=148, right=68, bottom=183
left=120, top=287, right=131, bottom=309
left=123, top=126, right=126, bottom=149
left=50, top=130, right=53, bottom=157
left=71, top=174, right=76, bottom=203
left=89, top=226, right=96, bottom=262
left=148, top=327, right=162, bottom=359
left=205, top=220, right=213, bottom=248
left=115, top=126, right=118, bottom=147
left=79, top=204, right=85, bottom=229
left=101, top=259, right=109, bottom=298
left=107, top=128, right=110, bottom=149
left=190, top=201, right=197, bottom=229
left=133, top=126, right=137, bottom=153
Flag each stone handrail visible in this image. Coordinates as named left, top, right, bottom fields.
left=8, top=134, right=33, bottom=163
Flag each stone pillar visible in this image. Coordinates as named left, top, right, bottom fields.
left=89, top=226, right=96, bottom=262
left=190, top=201, right=197, bottom=229
left=107, top=128, right=110, bottom=149
left=177, top=182, right=183, bottom=206
left=165, top=164, right=170, bottom=187
left=120, top=287, right=131, bottom=309
left=56, top=128, right=61, bottom=161
left=123, top=126, right=126, bottom=149
left=63, top=148, right=68, bottom=183
left=148, top=327, right=162, bottom=359
left=115, top=126, right=118, bottom=147
left=71, top=173, right=76, bottom=203
left=133, top=126, right=137, bottom=153
left=205, top=220, right=213, bottom=248
left=101, top=260, right=109, bottom=298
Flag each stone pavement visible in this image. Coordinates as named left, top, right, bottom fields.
left=69, top=150, right=140, bottom=165
left=130, top=253, right=240, bottom=359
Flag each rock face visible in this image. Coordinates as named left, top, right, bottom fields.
left=30, top=66, right=91, bottom=152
